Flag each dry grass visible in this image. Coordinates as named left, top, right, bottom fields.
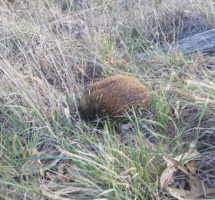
left=0, top=0, right=215, bottom=199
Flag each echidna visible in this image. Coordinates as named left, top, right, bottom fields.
left=78, top=75, right=151, bottom=121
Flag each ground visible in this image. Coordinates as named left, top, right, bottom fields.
left=0, top=0, right=215, bottom=199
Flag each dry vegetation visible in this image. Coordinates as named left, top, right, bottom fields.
left=0, top=0, right=215, bottom=199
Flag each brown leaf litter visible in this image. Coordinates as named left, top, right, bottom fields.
left=160, top=140, right=215, bottom=199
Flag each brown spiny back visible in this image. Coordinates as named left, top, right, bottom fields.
left=78, top=75, right=151, bottom=121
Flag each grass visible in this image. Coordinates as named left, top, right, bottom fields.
left=0, top=0, right=215, bottom=199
